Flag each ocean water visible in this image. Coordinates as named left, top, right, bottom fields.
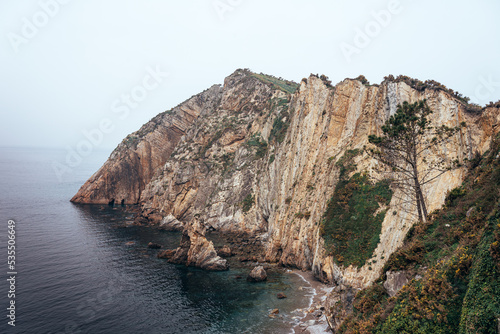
left=0, top=147, right=315, bottom=334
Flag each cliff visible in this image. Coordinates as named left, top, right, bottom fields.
left=332, top=133, right=500, bottom=333
left=72, top=69, right=500, bottom=330
left=70, top=84, right=223, bottom=205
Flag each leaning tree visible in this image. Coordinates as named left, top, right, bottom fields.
left=368, top=100, right=464, bottom=222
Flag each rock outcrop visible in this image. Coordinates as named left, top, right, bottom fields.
left=168, top=216, right=228, bottom=271
left=383, top=270, right=409, bottom=297
left=324, top=283, right=358, bottom=332
left=218, top=245, right=232, bottom=258
left=70, top=85, right=223, bottom=205
left=73, top=69, right=500, bottom=321
left=147, top=242, right=162, bottom=249
left=247, top=266, right=267, bottom=282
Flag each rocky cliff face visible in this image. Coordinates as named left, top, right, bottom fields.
left=256, top=76, right=495, bottom=288
left=71, top=85, right=223, bottom=205
left=73, top=69, right=500, bottom=310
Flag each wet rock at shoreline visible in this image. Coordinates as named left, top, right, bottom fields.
left=247, top=266, right=267, bottom=282
left=157, top=249, right=176, bottom=259
left=167, top=217, right=228, bottom=271
left=148, top=242, right=162, bottom=249
left=218, top=245, right=232, bottom=258
left=269, top=308, right=279, bottom=318
left=277, top=292, right=287, bottom=299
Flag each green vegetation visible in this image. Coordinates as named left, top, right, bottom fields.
left=384, top=75, right=480, bottom=110
left=320, top=150, right=392, bottom=267
left=267, top=97, right=291, bottom=144
left=337, top=134, right=500, bottom=334
left=368, top=100, right=463, bottom=223
left=355, top=75, right=370, bottom=85
left=200, top=120, right=238, bottom=158
left=295, top=211, right=311, bottom=219
left=220, top=152, right=235, bottom=172
left=246, top=133, right=268, bottom=159
left=250, top=72, right=298, bottom=94
left=269, top=111, right=290, bottom=144
left=200, top=128, right=225, bottom=157
left=319, top=74, right=333, bottom=87
left=241, top=193, right=255, bottom=213
left=124, top=134, right=140, bottom=149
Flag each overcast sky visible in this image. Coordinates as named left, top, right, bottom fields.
left=1, top=0, right=500, bottom=151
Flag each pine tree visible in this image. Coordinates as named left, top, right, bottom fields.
left=368, top=100, right=464, bottom=222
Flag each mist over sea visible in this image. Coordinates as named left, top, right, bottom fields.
left=0, top=147, right=313, bottom=334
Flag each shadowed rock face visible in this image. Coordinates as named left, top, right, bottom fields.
left=72, top=69, right=500, bottom=285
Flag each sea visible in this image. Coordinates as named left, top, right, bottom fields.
left=0, top=147, right=317, bottom=334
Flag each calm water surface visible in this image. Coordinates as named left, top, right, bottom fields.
left=0, top=147, right=313, bottom=334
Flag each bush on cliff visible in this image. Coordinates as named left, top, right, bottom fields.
left=336, top=134, right=500, bottom=334
left=321, top=150, right=392, bottom=267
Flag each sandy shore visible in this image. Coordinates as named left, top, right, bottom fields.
left=286, top=270, right=333, bottom=334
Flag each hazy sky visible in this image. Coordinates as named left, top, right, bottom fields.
left=1, top=0, right=500, bottom=151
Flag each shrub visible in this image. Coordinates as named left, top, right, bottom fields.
left=246, top=134, right=268, bottom=159
left=321, top=150, right=392, bottom=267
left=355, top=75, right=370, bottom=85
left=241, top=193, right=254, bottom=213
left=269, top=111, right=290, bottom=144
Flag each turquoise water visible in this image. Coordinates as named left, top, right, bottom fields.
left=0, top=147, right=314, bottom=333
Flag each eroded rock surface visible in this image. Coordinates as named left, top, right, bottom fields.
left=73, top=70, right=500, bottom=320
left=383, top=270, right=409, bottom=297
left=168, top=217, right=228, bottom=271
left=247, top=265, right=267, bottom=282
left=71, top=85, right=223, bottom=205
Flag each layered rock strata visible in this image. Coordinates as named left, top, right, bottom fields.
left=73, top=69, right=500, bottom=317
left=71, top=85, right=223, bottom=204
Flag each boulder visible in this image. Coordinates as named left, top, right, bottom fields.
left=157, top=249, right=176, bottom=259
left=247, top=266, right=267, bottom=282
left=218, top=245, right=232, bottom=257
left=383, top=270, right=409, bottom=297
left=313, top=310, right=323, bottom=318
left=167, top=217, right=228, bottom=271
left=148, top=242, right=162, bottom=249
left=277, top=292, right=287, bottom=299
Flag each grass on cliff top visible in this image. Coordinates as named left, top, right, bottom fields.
left=251, top=73, right=298, bottom=95
left=337, top=134, right=500, bottom=334
left=320, top=149, right=392, bottom=268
